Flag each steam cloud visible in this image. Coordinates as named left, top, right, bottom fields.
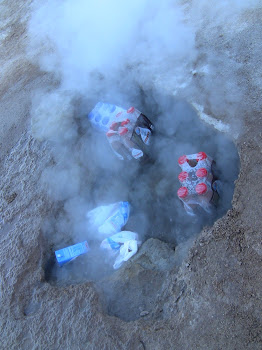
left=27, top=0, right=257, bottom=283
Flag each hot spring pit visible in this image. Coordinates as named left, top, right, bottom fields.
left=42, top=91, right=239, bottom=321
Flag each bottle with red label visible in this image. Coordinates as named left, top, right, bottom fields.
left=177, top=152, right=219, bottom=215
left=108, top=106, right=153, bottom=160
left=88, top=102, right=154, bottom=161
left=88, top=102, right=125, bottom=132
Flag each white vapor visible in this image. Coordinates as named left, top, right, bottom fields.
left=27, top=0, right=258, bottom=284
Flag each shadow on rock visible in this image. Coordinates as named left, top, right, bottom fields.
left=97, top=238, right=178, bottom=322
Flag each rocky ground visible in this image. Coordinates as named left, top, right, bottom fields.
left=1, top=1, right=262, bottom=349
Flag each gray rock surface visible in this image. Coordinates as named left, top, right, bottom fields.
left=97, top=238, right=178, bottom=322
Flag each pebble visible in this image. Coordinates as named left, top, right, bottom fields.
left=140, top=311, right=149, bottom=317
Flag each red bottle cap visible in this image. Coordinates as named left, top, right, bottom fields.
left=121, top=119, right=130, bottom=126
left=178, top=155, right=187, bottom=165
left=119, top=127, right=128, bottom=136
left=110, top=121, right=120, bottom=130
left=196, top=168, right=208, bottom=178
left=116, top=112, right=123, bottom=118
left=127, top=107, right=135, bottom=114
left=178, top=171, right=188, bottom=182
left=195, top=183, right=207, bottom=195
left=196, top=152, right=207, bottom=161
left=177, top=187, right=188, bottom=198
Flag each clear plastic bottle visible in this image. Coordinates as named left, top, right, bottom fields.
left=88, top=102, right=124, bottom=132
left=88, top=102, right=154, bottom=160
left=177, top=152, right=218, bottom=215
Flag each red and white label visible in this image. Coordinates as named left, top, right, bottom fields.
left=110, top=121, right=120, bottom=130
left=121, top=119, right=130, bottom=126
left=106, top=130, right=116, bottom=137
left=119, top=127, right=128, bottom=136
left=127, top=107, right=135, bottom=114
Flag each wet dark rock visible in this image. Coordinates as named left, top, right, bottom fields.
left=97, top=239, right=178, bottom=321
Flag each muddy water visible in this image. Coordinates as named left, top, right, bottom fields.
left=44, top=91, right=239, bottom=285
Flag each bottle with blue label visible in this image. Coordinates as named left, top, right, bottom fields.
left=88, top=102, right=125, bottom=132
left=100, top=231, right=140, bottom=269
left=55, top=241, right=89, bottom=267
left=107, top=201, right=129, bottom=232
left=98, top=201, right=130, bottom=235
left=100, top=231, right=138, bottom=251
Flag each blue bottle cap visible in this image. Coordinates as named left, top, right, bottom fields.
left=95, top=113, right=102, bottom=122
left=102, top=117, right=109, bottom=125
left=135, top=127, right=140, bottom=135
left=109, top=105, right=116, bottom=113
left=88, top=111, right=95, bottom=119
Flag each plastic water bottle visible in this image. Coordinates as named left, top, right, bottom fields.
left=55, top=241, right=89, bottom=267
left=100, top=231, right=139, bottom=269
left=98, top=201, right=130, bottom=235
left=135, top=127, right=151, bottom=145
left=177, top=152, right=217, bottom=215
left=88, top=102, right=125, bottom=132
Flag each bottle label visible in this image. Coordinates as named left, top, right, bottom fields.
left=108, top=201, right=130, bottom=231
left=139, top=128, right=151, bottom=145
left=132, top=149, right=143, bottom=159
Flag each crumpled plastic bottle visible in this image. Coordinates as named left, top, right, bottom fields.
left=100, top=231, right=140, bottom=269
left=86, top=201, right=130, bottom=236
left=88, top=102, right=154, bottom=160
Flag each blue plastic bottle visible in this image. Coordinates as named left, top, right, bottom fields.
left=55, top=241, right=89, bottom=267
